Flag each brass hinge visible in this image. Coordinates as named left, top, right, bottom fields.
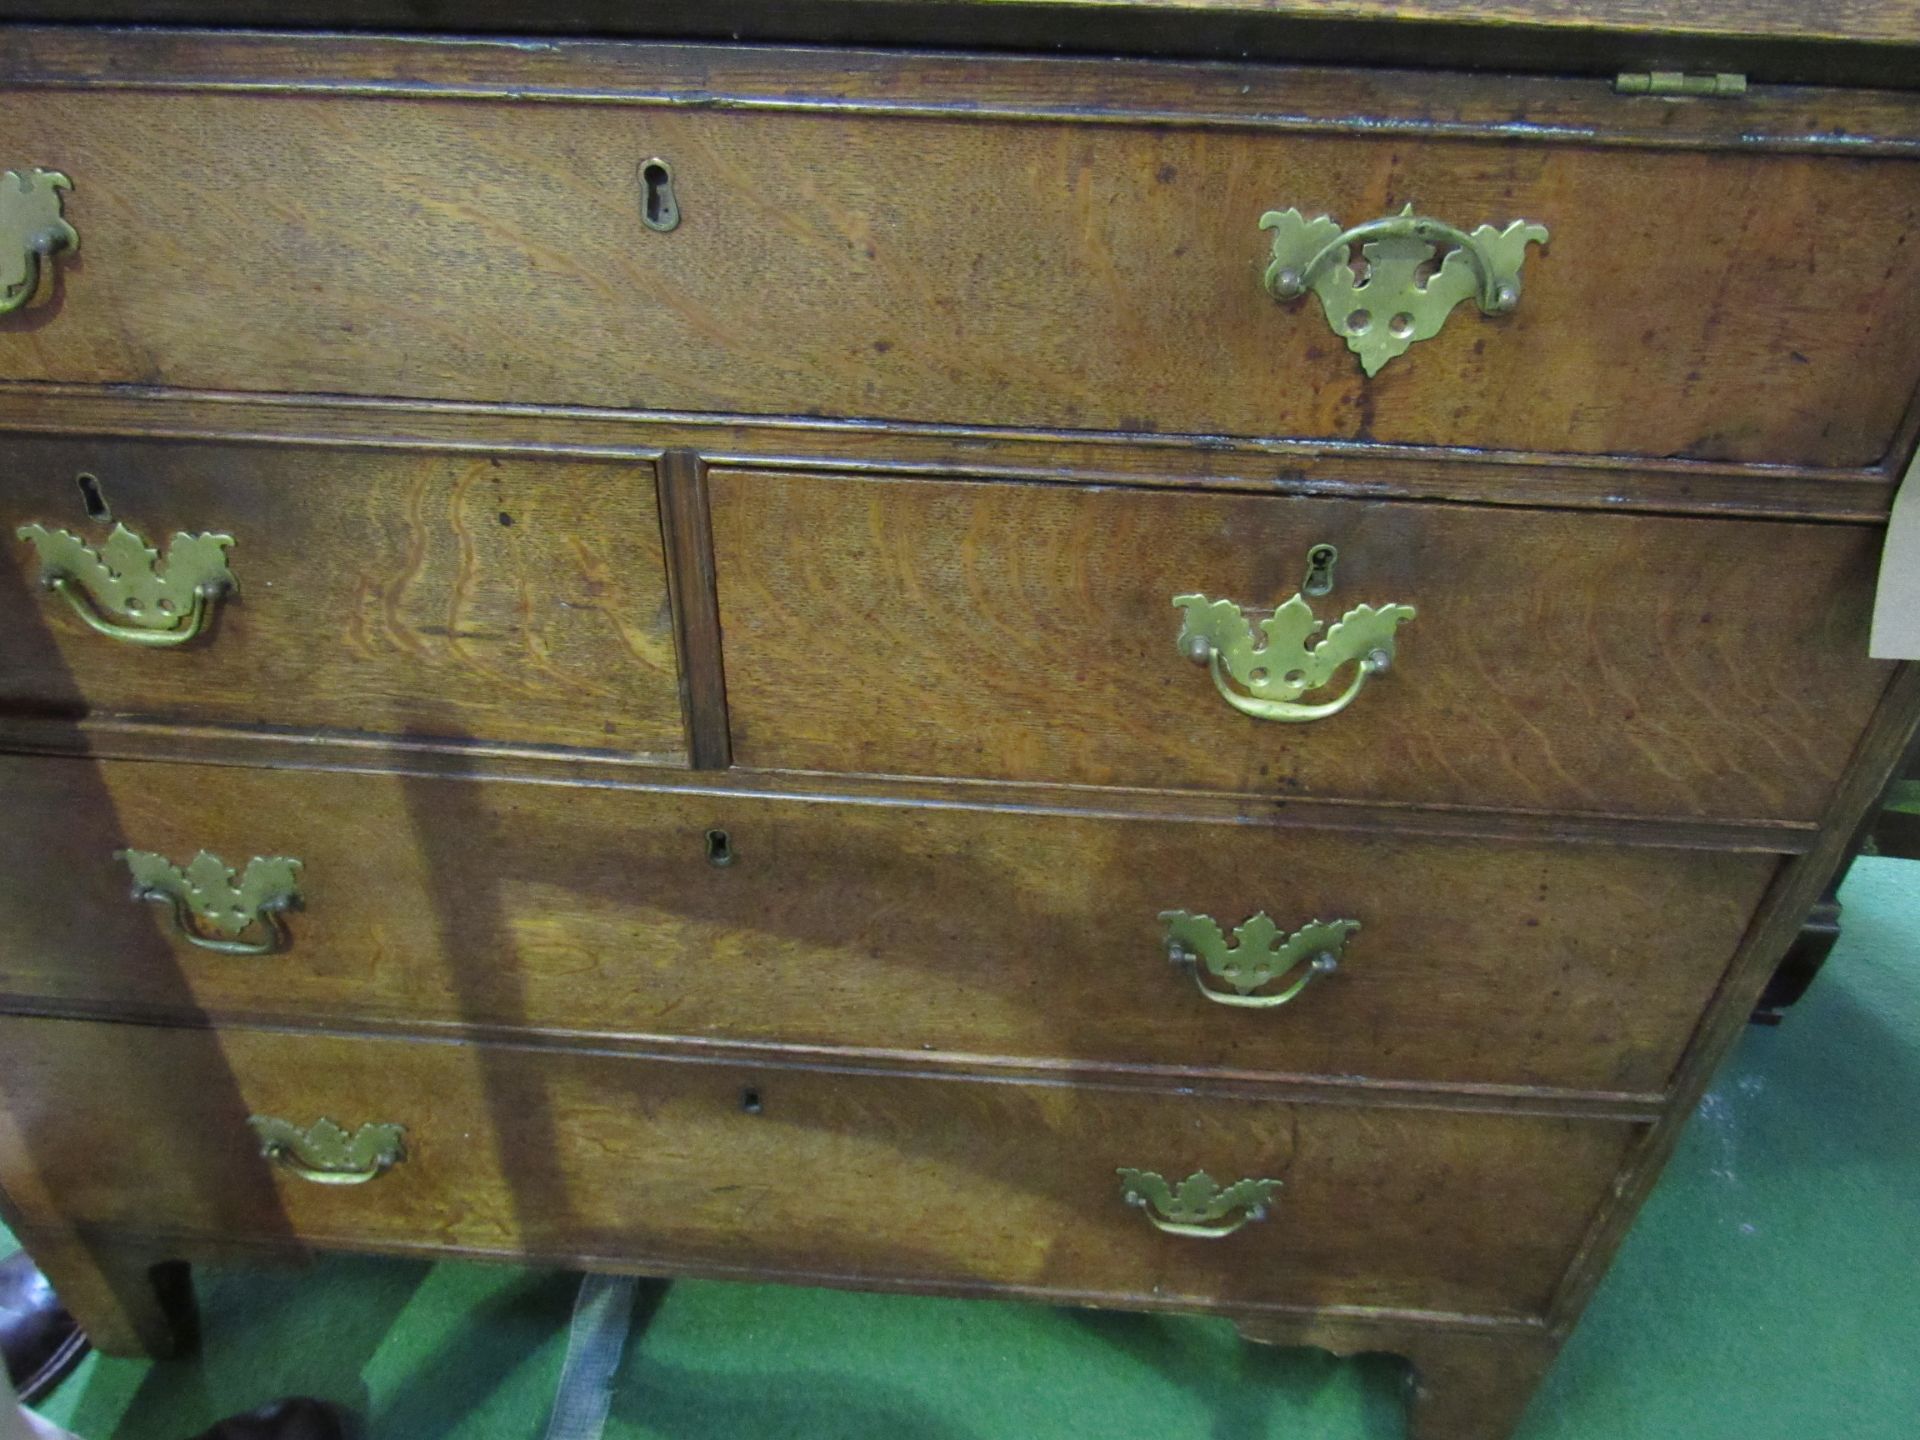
left=1615, top=71, right=1749, bottom=98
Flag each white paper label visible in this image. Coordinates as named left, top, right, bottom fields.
left=1871, top=452, right=1920, bottom=660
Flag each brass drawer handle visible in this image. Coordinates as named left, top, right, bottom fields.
left=1117, top=1169, right=1281, bottom=1240
left=249, top=1117, right=407, bottom=1186
left=1, top=167, right=78, bottom=315
left=1262, top=204, right=1548, bottom=375
left=1161, top=910, right=1357, bottom=1009
left=17, top=522, right=235, bottom=646
left=1173, top=585, right=1414, bottom=723
left=118, top=849, right=303, bottom=955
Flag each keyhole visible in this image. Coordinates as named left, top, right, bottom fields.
left=76, top=472, right=111, bottom=522
left=705, top=828, right=735, bottom=867
left=641, top=159, right=680, bottom=233
left=1303, top=543, right=1339, bottom=597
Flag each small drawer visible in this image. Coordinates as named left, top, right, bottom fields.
left=709, top=469, right=1891, bottom=824
left=0, top=1016, right=1637, bottom=1320
left=0, top=436, right=684, bottom=759
left=2, top=42, right=1918, bottom=469
left=0, top=755, right=1774, bottom=1096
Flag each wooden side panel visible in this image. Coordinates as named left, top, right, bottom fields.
left=0, top=755, right=1778, bottom=1095
left=0, top=1016, right=1640, bottom=1319
left=1548, top=662, right=1920, bottom=1331
left=0, top=436, right=684, bottom=758
left=710, top=470, right=1892, bottom=823
left=1, top=84, right=1917, bottom=467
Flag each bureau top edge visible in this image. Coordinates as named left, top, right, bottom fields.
left=3, top=25, right=1920, bottom=155
left=0, top=2, right=1916, bottom=92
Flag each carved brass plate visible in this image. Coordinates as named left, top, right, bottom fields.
left=1262, top=204, right=1548, bottom=375
left=17, top=522, right=235, bottom=645
left=1174, top=589, right=1414, bottom=723
left=119, top=849, right=303, bottom=955
left=250, top=1116, right=407, bottom=1185
left=1117, top=1169, right=1281, bottom=1239
left=1, top=167, right=77, bottom=315
left=1161, top=910, right=1358, bottom=1008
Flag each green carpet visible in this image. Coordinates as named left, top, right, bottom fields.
left=15, top=857, right=1917, bottom=1440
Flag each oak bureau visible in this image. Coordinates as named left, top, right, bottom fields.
left=1, top=4, right=1918, bottom=1437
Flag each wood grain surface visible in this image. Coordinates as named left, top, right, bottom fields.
left=0, top=1015, right=1640, bottom=1321
left=0, top=17, right=1911, bottom=1440
left=710, top=470, right=1892, bottom=824
left=3, top=65, right=1919, bottom=466
left=0, top=754, right=1780, bottom=1097
left=0, top=9, right=1914, bottom=88
left=0, top=435, right=683, bottom=758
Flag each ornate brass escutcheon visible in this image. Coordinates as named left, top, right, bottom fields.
left=1117, top=1169, right=1281, bottom=1239
left=1161, top=910, right=1358, bottom=1008
left=249, top=1117, right=407, bottom=1186
left=1173, top=583, right=1414, bottom=724
left=0, top=167, right=77, bottom=315
left=119, top=849, right=303, bottom=955
left=17, top=522, right=236, bottom=645
left=1261, top=203, right=1548, bottom=375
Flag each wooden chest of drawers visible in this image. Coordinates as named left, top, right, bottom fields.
left=2, top=8, right=1917, bottom=1437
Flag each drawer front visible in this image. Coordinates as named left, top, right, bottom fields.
left=1, top=436, right=683, bottom=758
left=711, top=470, right=1890, bottom=823
left=0, top=1017, right=1636, bottom=1319
left=0, top=755, right=1775, bottom=1096
left=2, top=76, right=1917, bottom=468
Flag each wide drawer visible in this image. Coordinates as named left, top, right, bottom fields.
left=0, top=435, right=684, bottom=758
left=710, top=470, right=1891, bottom=824
left=0, top=755, right=1776, bottom=1096
left=3, top=42, right=1919, bottom=469
left=0, top=1017, right=1636, bottom=1320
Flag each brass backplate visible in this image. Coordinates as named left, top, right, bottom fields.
left=119, top=849, right=303, bottom=938
left=1, top=167, right=77, bottom=313
left=1262, top=204, right=1547, bottom=375
left=249, top=1116, right=407, bottom=1184
left=1161, top=910, right=1358, bottom=1003
left=1174, top=590, right=1414, bottom=723
left=1116, top=1168, right=1282, bottom=1238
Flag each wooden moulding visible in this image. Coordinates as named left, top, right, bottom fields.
left=654, top=449, right=732, bottom=769
left=0, top=26, right=1917, bottom=152
left=0, top=1, right=1917, bottom=89
left=0, top=715, right=1821, bottom=856
left=0, top=382, right=1902, bottom=523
